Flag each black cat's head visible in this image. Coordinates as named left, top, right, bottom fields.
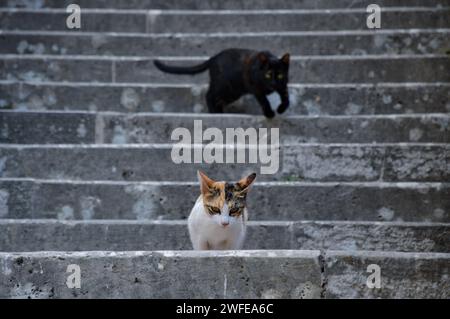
left=257, top=52, right=290, bottom=91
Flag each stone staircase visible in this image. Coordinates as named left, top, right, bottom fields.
left=0, top=0, right=449, bottom=299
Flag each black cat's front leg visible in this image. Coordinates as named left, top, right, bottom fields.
left=255, top=94, right=275, bottom=119
left=276, top=88, right=290, bottom=114
left=206, top=89, right=224, bottom=113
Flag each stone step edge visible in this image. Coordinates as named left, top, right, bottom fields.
left=1, top=219, right=448, bottom=227
left=1, top=142, right=448, bottom=148
left=2, top=28, right=450, bottom=37
left=1, top=249, right=448, bottom=258
left=3, top=109, right=450, bottom=119
left=2, top=0, right=447, bottom=10
left=1, top=177, right=448, bottom=187
left=1, top=7, right=448, bottom=14
left=1, top=249, right=448, bottom=298
left=1, top=53, right=447, bottom=61
left=2, top=80, right=448, bottom=88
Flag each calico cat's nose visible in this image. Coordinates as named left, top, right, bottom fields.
left=221, top=221, right=230, bottom=227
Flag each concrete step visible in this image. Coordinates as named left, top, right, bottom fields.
left=2, top=54, right=449, bottom=84
left=324, top=250, right=450, bottom=298
left=0, top=250, right=448, bottom=298
left=1, top=179, right=448, bottom=222
left=0, top=144, right=448, bottom=182
left=2, top=82, right=449, bottom=115
left=1, top=8, right=449, bottom=33
left=2, top=0, right=449, bottom=10
left=0, top=219, right=448, bottom=252
left=2, top=30, right=450, bottom=56
left=1, top=112, right=449, bottom=144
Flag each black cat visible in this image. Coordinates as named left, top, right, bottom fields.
left=154, top=48, right=290, bottom=118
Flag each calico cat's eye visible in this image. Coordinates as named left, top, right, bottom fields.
left=277, top=73, right=284, bottom=80
left=229, top=207, right=241, bottom=216
left=265, top=71, right=272, bottom=79
left=207, top=206, right=221, bottom=215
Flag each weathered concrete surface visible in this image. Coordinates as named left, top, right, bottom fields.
left=1, top=111, right=449, bottom=144
left=1, top=9, right=449, bottom=33
left=116, top=56, right=450, bottom=84
left=0, top=250, right=448, bottom=298
left=0, top=144, right=448, bottom=182
left=1, top=179, right=448, bottom=222
left=0, top=56, right=113, bottom=83
left=0, top=220, right=448, bottom=252
left=292, top=221, right=450, bottom=253
left=0, top=250, right=323, bottom=299
left=1, top=55, right=449, bottom=84
left=283, top=144, right=450, bottom=182
left=2, top=82, right=449, bottom=115
left=324, top=250, right=450, bottom=298
left=2, top=0, right=448, bottom=9
left=2, top=30, right=449, bottom=56
left=0, top=111, right=97, bottom=144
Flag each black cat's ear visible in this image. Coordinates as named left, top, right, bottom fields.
left=281, top=53, right=290, bottom=65
left=257, top=53, right=268, bottom=65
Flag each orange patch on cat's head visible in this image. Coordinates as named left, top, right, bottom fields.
left=198, top=171, right=225, bottom=208
left=197, top=171, right=256, bottom=211
left=236, top=173, right=256, bottom=192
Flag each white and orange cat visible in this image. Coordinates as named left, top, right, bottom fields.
left=188, top=171, right=256, bottom=250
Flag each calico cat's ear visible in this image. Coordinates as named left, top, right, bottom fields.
left=198, top=170, right=215, bottom=195
left=236, top=173, right=257, bottom=193
left=257, top=53, right=268, bottom=65
left=281, top=53, right=290, bottom=65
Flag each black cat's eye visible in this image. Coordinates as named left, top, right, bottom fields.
left=265, top=71, right=272, bottom=79
left=207, top=206, right=221, bottom=215
left=277, top=73, right=284, bottom=79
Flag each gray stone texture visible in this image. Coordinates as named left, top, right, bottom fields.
left=1, top=83, right=449, bottom=115
left=1, top=112, right=449, bottom=144
left=1, top=9, right=449, bottom=33
left=0, top=0, right=449, bottom=299
left=0, top=180, right=448, bottom=222
left=0, top=144, right=448, bottom=182
left=0, top=250, right=323, bottom=298
left=0, top=220, right=448, bottom=253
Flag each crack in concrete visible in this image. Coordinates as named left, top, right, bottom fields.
left=318, top=251, right=328, bottom=299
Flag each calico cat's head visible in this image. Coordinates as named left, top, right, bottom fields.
left=198, top=171, right=256, bottom=227
left=257, top=52, right=290, bottom=91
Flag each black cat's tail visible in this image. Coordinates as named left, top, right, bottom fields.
left=153, top=59, right=210, bottom=75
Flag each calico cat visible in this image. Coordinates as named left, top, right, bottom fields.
left=188, top=171, right=256, bottom=250
left=154, top=48, right=290, bottom=118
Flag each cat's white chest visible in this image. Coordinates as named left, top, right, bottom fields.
left=187, top=197, right=247, bottom=250
left=266, top=91, right=281, bottom=109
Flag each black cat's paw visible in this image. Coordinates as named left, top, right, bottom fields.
left=264, top=109, right=276, bottom=119
left=277, top=103, right=289, bottom=114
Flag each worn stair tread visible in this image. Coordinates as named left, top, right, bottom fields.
left=0, top=249, right=448, bottom=298
left=1, top=111, right=448, bottom=144
left=0, top=219, right=448, bottom=253
left=1, top=7, right=449, bottom=33
left=2, top=0, right=448, bottom=9
left=2, top=29, right=449, bottom=56
left=1, top=54, right=449, bottom=83
left=1, top=178, right=448, bottom=222
left=0, top=143, right=448, bottom=182
left=2, top=81, right=449, bottom=115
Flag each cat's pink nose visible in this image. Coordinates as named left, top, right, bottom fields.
left=221, top=221, right=230, bottom=227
